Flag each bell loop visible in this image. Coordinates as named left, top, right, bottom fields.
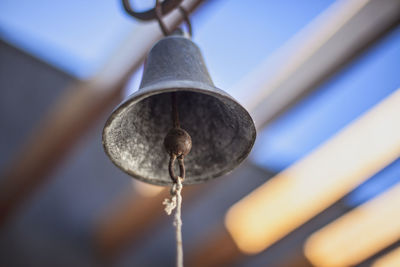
left=155, top=0, right=169, bottom=36
left=154, top=0, right=193, bottom=37
left=178, top=6, right=192, bottom=38
left=168, top=154, right=186, bottom=183
left=122, top=0, right=183, bottom=21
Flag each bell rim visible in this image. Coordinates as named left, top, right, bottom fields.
left=102, top=80, right=257, bottom=186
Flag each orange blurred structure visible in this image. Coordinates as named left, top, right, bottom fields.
left=373, top=247, right=400, bottom=267
left=305, top=184, right=400, bottom=266
left=225, top=88, right=400, bottom=254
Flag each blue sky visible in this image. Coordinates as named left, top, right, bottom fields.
left=0, top=0, right=135, bottom=77
left=252, top=26, right=400, bottom=171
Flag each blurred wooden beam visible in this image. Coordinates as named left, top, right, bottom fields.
left=372, top=246, right=400, bottom=267
left=186, top=228, right=313, bottom=267
left=94, top=161, right=273, bottom=260
left=186, top=227, right=242, bottom=267
left=305, top=184, right=400, bottom=267
left=96, top=189, right=169, bottom=258
left=236, top=0, right=400, bottom=129
left=189, top=87, right=400, bottom=265
left=0, top=0, right=206, bottom=228
left=95, top=183, right=206, bottom=259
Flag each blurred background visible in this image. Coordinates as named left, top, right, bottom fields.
left=0, top=0, right=400, bottom=266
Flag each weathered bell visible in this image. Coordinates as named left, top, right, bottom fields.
left=102, top=34, right=256, bottom=185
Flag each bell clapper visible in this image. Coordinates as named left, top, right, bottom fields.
left=163, top=92, right=192, bottom=267
left=164, top=93, right=192, bottom=182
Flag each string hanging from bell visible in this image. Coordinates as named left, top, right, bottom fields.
left=163, top=92, right=192, bottom=267
left=154, top=2, right=193, bottom=266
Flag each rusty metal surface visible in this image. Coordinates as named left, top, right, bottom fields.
left=102, top=35, right=256, bottom=185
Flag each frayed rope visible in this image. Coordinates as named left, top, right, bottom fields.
left=163, top=177, right=184, bottom=267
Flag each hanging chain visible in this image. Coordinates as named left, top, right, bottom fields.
left=155, top=0, right=192, bottom=37
left=155, top=0, right=169, bottom=36
left=122, top=0, right=183, bottom=21
left=122, top=0, right=192, bottom=37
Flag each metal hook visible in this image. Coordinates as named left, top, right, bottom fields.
left=155, top=1, right=193, bottom=37
left=122, top=0, right=193, bottom=37
left=168, top=154, right=186, bottom=183
left=178, top=6, right=192, bottom=37
left=122, top=0, right=183, bottom=21
left=155, top=0, right=170, bottom=36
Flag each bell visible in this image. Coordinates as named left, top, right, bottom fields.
left=102, top=33, right=256, bottom=185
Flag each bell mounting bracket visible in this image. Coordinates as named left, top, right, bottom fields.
left=122, top=0, right=183, bottom=21
left=122, top=0, right=191, bottom=37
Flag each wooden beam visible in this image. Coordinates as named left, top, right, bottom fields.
left=186, top=228, right=313, bottom=267
left=235, top=0, right=400, bottom=129
left=0, top=0, right=205, bottom=227
left=305, top=184, right=400, bottom=267
left=95, top=183, right=206, bottom=259
left=372, top=246, right=400, bottom=267
left=186, top=227, right=242, bottom=267
left=189, top=88, right=400, bottom=265
left=94, top=161, right=274, bottom=260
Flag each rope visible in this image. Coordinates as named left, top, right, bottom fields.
left=163, top=177, right=184, bottom=267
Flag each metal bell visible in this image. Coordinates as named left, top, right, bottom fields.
left=102, top=34, right=256, bottom=185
